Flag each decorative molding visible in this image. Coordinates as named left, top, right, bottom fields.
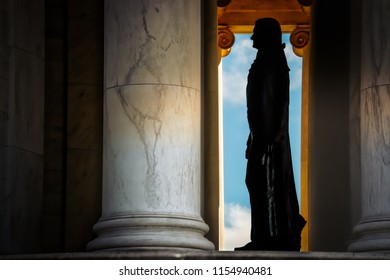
left=297, top=0, right=313, bottom=6
left=217, top=0, right=231, bottom=17
left=217, top=0, right=231, bottom=8
left=290, top=26, right=310, bottom=57
left=298, top=0, right=312, bottom=14
left=218, top=25, right=235, bottom=57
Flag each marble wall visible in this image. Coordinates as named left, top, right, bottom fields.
left=0, top=0, right=45, bottom=253
left=42, top=0, right=103, bottom=252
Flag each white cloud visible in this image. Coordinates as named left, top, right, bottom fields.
left=223, top=203, right=251, bottom=251
left=284, top=41, right=302, bottom=67
left=284, top=43, right=303, bottom=92
left=222, top=71, right=248, bottom=106
left=222, top=38, right=256, bottom=106
left=222, top=36, right=302, bottom=106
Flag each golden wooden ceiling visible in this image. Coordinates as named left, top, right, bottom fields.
left=218, top=0, right=311, bottom=33
left=217, top=0, right=312, bottom=57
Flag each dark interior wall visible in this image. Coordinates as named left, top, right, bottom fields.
left=0, top=0, right=45, bottom=254
left=348, top=0, right=362, bottom=238
left=0, top=1, right=10, bottom=252
left=43, top=0, right=67, bottom=253
left=64, top=0, right=103, bottom=252
left=0, top=0, right=103, bottom=254
left=42, top=0, right=103, bottom=252
left=309, top=0, right=352, bottom=251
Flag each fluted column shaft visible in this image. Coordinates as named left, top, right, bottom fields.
left=349, top=0, right=390, bottom=252
left=87, top=0, right=214, bottom=251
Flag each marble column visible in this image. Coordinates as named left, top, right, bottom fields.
left=348, top=0, right=390, bottom=252
left=203, top=0, right=222, bottom=249
left=87, top=0, right=214, bottom=251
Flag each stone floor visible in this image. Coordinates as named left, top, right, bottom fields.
left=1, top=250, right=390, bottom=260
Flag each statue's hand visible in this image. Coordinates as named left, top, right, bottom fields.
left=275, top=131, right=285, bottom=144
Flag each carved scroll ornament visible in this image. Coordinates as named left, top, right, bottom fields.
left=290, top=27, right=310, bottom=57
left=218, top=26, right=235, bottom=58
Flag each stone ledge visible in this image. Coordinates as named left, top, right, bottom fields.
left=1, top=251, right=390, bottom=260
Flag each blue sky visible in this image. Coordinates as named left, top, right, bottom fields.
left=222, top=34, right=302, bottom=250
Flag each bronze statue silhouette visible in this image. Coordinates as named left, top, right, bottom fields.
left=235, top=18, right=306, bottom=251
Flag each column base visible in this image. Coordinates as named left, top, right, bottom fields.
left=348, top=216, right=390, bottom=252
left=87, top=213, right=215, bottom=251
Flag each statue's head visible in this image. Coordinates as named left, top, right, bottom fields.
left=251, top=18, right=282, bottom=50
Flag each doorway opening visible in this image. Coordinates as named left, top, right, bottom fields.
left=221, top=33, right=304, bottom=250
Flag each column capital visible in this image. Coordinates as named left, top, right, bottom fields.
left=218, top=25, right=235, bottom=58
left=290, top=26, right=310, bottom=57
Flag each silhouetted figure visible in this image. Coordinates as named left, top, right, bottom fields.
left=235, top=18, right=306, bottom=251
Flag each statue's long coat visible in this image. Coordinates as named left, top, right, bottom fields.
left=245, top=45, right=305, bottom=250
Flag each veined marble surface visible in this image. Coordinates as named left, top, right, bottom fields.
left=103, top=85, right=201, bottom=216
left=104, top=0, right=200, bottom=90
left=361, top=0, right=390, bottom=90
left=361, top=86, right=390, bottom=216
left=360, top=0, right=390, bottom=217
left=90, top=0, right=213, bottom=251
left=349, top=0, right=390, bottom=253
left=101, top=0, right=202, bottom=218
